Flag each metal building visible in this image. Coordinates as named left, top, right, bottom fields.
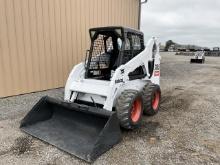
left=0, top=0, right=141, bottom=98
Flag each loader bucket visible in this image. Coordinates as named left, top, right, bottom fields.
left=190, top=59, right=203, bottom=63
left=20, top=96, right=121, bottom=162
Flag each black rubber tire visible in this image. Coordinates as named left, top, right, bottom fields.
left=116, top=90, right=143, bottom=130
left=142, top=82, right=161, bottom=116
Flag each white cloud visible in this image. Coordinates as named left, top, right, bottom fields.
left=141, top=0, right=220, bottom=47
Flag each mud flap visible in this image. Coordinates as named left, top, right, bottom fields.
left=20, top=96, right=122, bottom=162
left=190, top=59, right=203, bottom=63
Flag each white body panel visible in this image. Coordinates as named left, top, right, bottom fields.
left=64, top=37, right=161, bottom=111
left=69, top=79, right=110, bottom=97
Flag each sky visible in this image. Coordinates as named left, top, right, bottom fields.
left=141, top=0, right=220, bottom=48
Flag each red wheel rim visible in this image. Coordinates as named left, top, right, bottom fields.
left=131, top=99, right=142, bottom=123
left=152, top=91, right=160, bottom=111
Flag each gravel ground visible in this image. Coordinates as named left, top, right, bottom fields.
left=0, top=52, right=220, bottom=165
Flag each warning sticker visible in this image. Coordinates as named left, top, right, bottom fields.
left=154, top=71, right=160, bottom=76
left=154, top=64, right=160, bottom=76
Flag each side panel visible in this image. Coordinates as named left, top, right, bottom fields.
left=64, top=63, right=85, bottom=101
left=103, top=38, right=160, bottom=110
left=148, top=40, right=161, bottom=85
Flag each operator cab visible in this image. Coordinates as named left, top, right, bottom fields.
left=85, top=26, right=145, bottom=80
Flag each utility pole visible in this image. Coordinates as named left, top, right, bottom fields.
left=138, top=0, right=148, bottom=29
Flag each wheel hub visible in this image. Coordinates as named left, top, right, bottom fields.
left=131, top=99, right=142, bottom=123
left=152, top=91, right=160, bottom=110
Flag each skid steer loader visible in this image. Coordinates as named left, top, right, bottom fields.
left=190, top=51, right=205, bottom=63
left=20, top=27, right=161, bottom=162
